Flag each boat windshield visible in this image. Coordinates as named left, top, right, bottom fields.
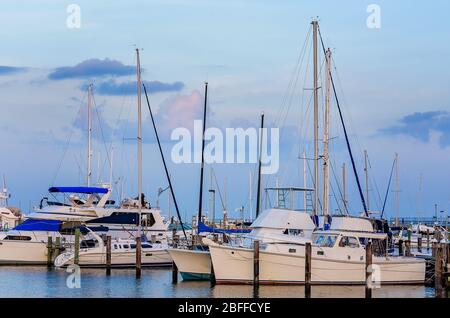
left=313, top=234, right=338, bottom=247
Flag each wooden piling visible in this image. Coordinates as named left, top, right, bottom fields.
left=47, top=236, right=53, bottom=267
left=398, top=239, right=403, bottom=256
left=305, top=242, right=312, bottom=298
left=253, top=240, right=260, bottom=288
left=432, top=242, right=437, bottom=258
left=135, top=236, right=142, bottom=279
left=417, top=236, right=422, bottom=253
left=172, top=261, right=178, bottom=284
left=435, top=243, right=444, bottom=298
left=54, top=237, right=61, bottom=260
left=106, top=236, right=111, bottom=276
left=365, top=241, right=373, bottom=299
left=444, top=243, right=449, bottom=290
left=427, top=229, right=430, bottom=251
left=74, top=228, right=80, bottom=265
left=405, top=240, right=411, bottom=257
left=172, top=227, right=177, bottom=248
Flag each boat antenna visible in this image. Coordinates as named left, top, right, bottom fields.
left=142, top=83, right=189, bottom=244
left=318, top=26, right=369, bottom=216
left=256, top=112, right=264, bottom=217
left=197, top=82, right=208, bottom=234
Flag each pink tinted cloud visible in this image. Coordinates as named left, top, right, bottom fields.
left=155, top=90, right=204, bottom=139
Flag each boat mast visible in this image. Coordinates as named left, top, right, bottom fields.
left=249, top=170, right=253, bottom=221
left=209, top=167, right=215, bottom=225
left=197, top=82, right=208, bottom=233
left=322, top=48, right=331, bottom=224
left=364, top=149, right=370, bottom=212
left=312, top=20, right=319, bottom=218
left=303, top=151, right=307, bottom=212
left=256, top=113, right=264, bottom=217
left=395, top=153, right=399, bottom=226
left=342, top=163, right=347, bottom=212
left=87, top=84, right=93, bottom=187
left=136, top=48, right=143, bottom=238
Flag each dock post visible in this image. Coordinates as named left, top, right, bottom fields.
left=417, top=236, right=422, bottom=253
left=432, top=241, right=437, bottom=258
left=305, top=242, right=312, bottom=298
left=47, top=236, right=53, bottom=267
left=405, top=240, right=411, bottom=257
left=74, top=228, right=80, bottom=265
left=106, top=236, right=111, bottom=276
left=54, top=237, right=61, bottom=260
left=427, top=229, right=430, bottom=251
left=171, top=227, right=177, bottom=248
left=135, top=236, right=142, bottom=279
left=435, top=243, right=444, bottom=298
left=398, top=239, right=403, bottom=256
left=365, top=241, right=373, bottom=299
left=253, top=240, right=260, bottom=288
left=172, top=261, right=178, bottom=284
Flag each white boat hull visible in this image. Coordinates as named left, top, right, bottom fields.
left=0, top=241, right=48, bottom=265
left=209, top=244, right=426, bottom=285
left=55, top=248, right=172, bottom=268
left=168, top=248, right=211, bottom=280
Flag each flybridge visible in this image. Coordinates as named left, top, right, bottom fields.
left=48, top=187, right=109, bottom=194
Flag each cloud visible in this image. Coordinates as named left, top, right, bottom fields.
left=48, top=58, right=136, bottom=80
left=92, top=79, right=184, bottom=96
left=379, top=110, right=450, bottom=147
left=154, top=90, right=204, bottom=139
left=0, top=66, right=26, bottom=76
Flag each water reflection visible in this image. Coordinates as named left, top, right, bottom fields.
left=0, top=267, right=434, bottom=298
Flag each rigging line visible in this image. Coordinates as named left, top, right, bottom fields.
left=275, top=26, right=312, bottom=127
left=329, top=181, right=344, bottom=215
left=306, top=155, right=322, bottom=213
left=366, top=154, right=383, bottom=209
left=318, top=26, right=368, bottom=216
left=142, top=83, right=189, bottom=244
left=330, top=160, right=349, bottom=215
left=211, top=167, right=226, bottom=211
left=266, top=31, right=312, bottom=189
left=50, top=91, right=87, bottom=186
left=330, top=55, right=365, bottom=167
left=381, top=157, right=397, bottom=218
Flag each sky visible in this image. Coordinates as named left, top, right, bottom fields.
left=1, top=0, right=450, bottom=222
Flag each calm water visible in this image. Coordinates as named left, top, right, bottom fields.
left=0, top=267, right=435, bottom=298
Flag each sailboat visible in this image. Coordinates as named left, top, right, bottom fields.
left=206, top=20, right=426, bottom=285
left=0, top=81, right=169, bottom=265
left=53, top=49, right=176, bottom=269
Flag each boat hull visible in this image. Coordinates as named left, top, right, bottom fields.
left=209, top=244, right=426, bottom=285
left=56, top=249, right=172, bottom=268
left=167, top=248, right=211, bottom=280
left=0, top=241, right=48, bottom=265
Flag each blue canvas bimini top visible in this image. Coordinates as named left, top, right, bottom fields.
left=48, top=186, right=108, bottom=194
